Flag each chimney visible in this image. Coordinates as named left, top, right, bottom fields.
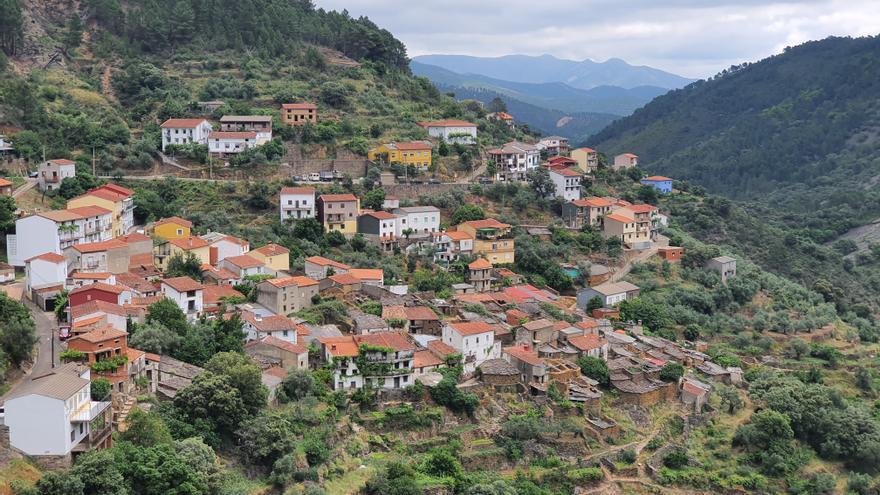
left=331, top=344, right=337, bottom=351
left=255, top=314, right=262, bottom=322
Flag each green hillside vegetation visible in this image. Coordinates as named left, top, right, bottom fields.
left=0, top=0, right=536, bottom=179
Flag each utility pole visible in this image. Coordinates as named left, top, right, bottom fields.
left=92, top=147, right=96, bottom=176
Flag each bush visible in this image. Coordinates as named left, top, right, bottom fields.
left=663, top=448, right=689, bottom=469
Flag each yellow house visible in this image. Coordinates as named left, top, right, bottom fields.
left=456, top=218, right=515, bottom=265
left=249, top=243, right=290, bottom=272
left=571, top=147, right=599, bottom=173
left=155, top=236, right=211, bottom=271
left=150, top=216, right=193, bottom=240
left=367, top=141, right=432, bottom=169
left=67, top=184, right=134, bottom=237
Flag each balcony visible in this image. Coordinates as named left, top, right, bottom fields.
left=69, top=400, right=111, bottom=423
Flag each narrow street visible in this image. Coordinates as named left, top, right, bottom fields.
left=0, top=284, right=60, bottom=402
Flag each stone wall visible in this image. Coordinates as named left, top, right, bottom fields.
left=383, top=183, right=470, bottom=200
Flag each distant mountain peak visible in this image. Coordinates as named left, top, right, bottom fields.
left=412, top=53, right=694, bottom=90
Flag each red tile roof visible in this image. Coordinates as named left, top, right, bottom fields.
left=363, top=210, right=396, bottom=220
left=0, top=178, right=11, bottom=187
left=390, top=141, right=432, bottom=150
left=71, top=300, right=126, bottom=319
left=329, top=273, right=361, bottom=285
left=604, top=213, right=633, bottom=223
left=26, top=252, right=65, bottom=263
left=305, top=256, right=351, bottom=269
left=242, top=312, right=298, bottom=332
left=626, top=204, right=657, bottom=214
left=382, top=305, right=407, bottom=320
left=203, top=285, right=244, bottom=305
left=405, top=306, right=438, bottom=321
left=119, top=232, right=151, bottom=244
left=571, top=197, right=613, bottom=208
left=449, top=321, right=494, bottom=336
left=71, top=272, right=112, bottom=280
left=319, top=336, right=360, bottom=357
left=281, top=103, right=317, bottom=110
left=444, top=230, right=472, bottom=241
left=568, top=334, right=607, bottom=352
left=69, top=325, right=127, bottom=344
left=551, top=168, right=582, bottom=177
left=70, top=282, right=126, bottom=296
left=70, top=239, right=128, bottom=253
left=264, top=276, right=319, bottom=288
left=319, top=193, right=358, bottom=202
left=161, top=276, right=204, bottom=292
left=169, top=236, right=210, bottom=250
left=224, top=254, right=263, bottom=269
left=66, top=205, right=113, bottom=217
left=504, top=345, right=545, bottom=367
left=247, top=335, right=307, bottom=354
left=161, top=118, right=208, bottom=129
left=642, top=176, right=672, bottom=182
left=468, top=258, right=492, bottom=270
left=414, top=350, right=443, bottom=369
left=348, top=268, right=383, bottom=281
left=427, top=340, right=457, bottom=357
left=47, top=158, right=75, bottom=165
left=280, top=187, right=316, bottom=195
left=356, top=332, right=416, bottom=352
left=252, top=243, right=289, bottom=257
left=154, top=216, right=192, bottom=228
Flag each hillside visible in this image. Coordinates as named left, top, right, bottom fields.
left=438, top=86, right=619, bottom=143
left=413, top=53, right=694, bottom=90
left=412, top=60, right=667, bottom=115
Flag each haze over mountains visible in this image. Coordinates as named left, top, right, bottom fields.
left=412, top=54, right=694, bottom=143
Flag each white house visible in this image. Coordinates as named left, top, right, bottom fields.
left=7, top=207, right=113, bottom=267
left=208, top=131, right=258, bottom=154
left=0, top=134, right=13, bottom=153
left=488, top=141, right=541, bottom=182
left=200, top=232, right=250, bottom=264
left=392, top=206, right=441, bottom=235
left=241, top=310, right=300, bottom=344
left=160, top=276, right=204, bottom=317
left=304, top=256, right=351, bottom=280
left=218, top=254, right=267, bottom=280
left=219, top=115, right=272, bottom=144
left=537, top=136, right=570, bottom=156
left=25, top=252, right=68, bottom=293
left=577, top=281, right=640, bottom=308
left=4, top=364, right=111, bottom=460
left=613, top=153, right=639, bottom=170
left=279, top=187, right=316, bottom=221
left=433, top=230, right=474, bottom=263
left=442, top=321, right=500, bottom=374
left=160, top=118, right=213, bottom=152
left=418, top=120, right=477, bottom=145
left=38, top=159, right=76, bottom=192
left=549, top=168, right=582, bottom=201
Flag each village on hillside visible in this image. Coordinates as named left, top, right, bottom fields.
left=0, top=102, right=749, bottom=481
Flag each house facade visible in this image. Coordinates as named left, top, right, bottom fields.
left=38, top=159, right=76, bottom=191
left=249, top=243, right=290, bottom=272
left=537, top=136, right=570, bottom=156
left=392, top=206, right=440, bottom=235
left=303, top=256, right=350, bottom=280
left=256, top=276, right=320, bottom=315
left=4, top=365, right=112, bottom=463
left=7, top=207, right=113, bottom=267
left=549, top=168, right=582, bottom=201
left=442, top=321, right=499, bottom=374
left=151, top=216, right=192, bottom=240
left=706, top=256, right=737, bottom=282
left=317, top=194, right=360, bottom=234
left=488, top=141, right=540, bottom=182
left=67, top=184, right=135, bottom=237
left=640, top=176, right=673, bottom=194
left=367, top=141, right=433, bottom=169
left=433, top=230, right=474, bottom=263
left=279, top=187, right=316, bottom=221
left=208, top=132, right=258, bottom=154
left=571, top=147, right=599, bottom=173
left=320, top=332, right=416, bottom=391
left=160, top=118, right=213, bottom=152
left=219, top=115, right=272, bottom=144
left=577, top=281, right=640, bottom=308
left=613, top=153, right=638, bottom=170
left=357, top=211, right=398, bottom=251
left=456, top=219, right=515, bottom=265
left=160, top=277, right=204, bottom=317
left=281, top=103, right=317, bottom=127
left=418, top=120, right=477, bottom=144
left=562, top=197, right=614, bottom=229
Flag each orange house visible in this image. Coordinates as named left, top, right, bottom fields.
left=67, top=326, right=129, bottom=387
left=281, top=103, right=317, bottom=126
left=658, top=246, right=683, bottom=263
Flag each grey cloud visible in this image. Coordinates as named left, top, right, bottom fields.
left=318, top=0, right=880, bottom=78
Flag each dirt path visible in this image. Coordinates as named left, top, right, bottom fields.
left=12, top=179, right=37, bottom=198
left=611, top=246, right=659, bottom=282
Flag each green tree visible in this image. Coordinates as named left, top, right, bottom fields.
left=69, top=449, right=127, bottom=495
left=173, top=371, right=248, bottom=438
left=576, top=356, right=609, bottom=386
left=451, top=204, right=485, bottom=225
left=488, top=97, right=507, bottom=113
left=165, top=252, right=203, bottom=281
left=0, top=195, right=17, bottom=234
left=0, top=0, right=23, bottom=56
left=717, top=384, right=743, bottom=414
left=236, top=411, right=297, bottom=468
left=660, top=362, right=685, bottom=382
left=586, top=295, right=603, bottom=313
left=292, top=217, right=323, bottom=242
left=362, top=188, right=385, bottom=210
left=277, top=368, right=315, bottom=403
left=146, top=298, right=189, bottom=336
left=129, top=322, right=180, bottom=355
left=0, top=294, right=38, bottom=367
left=117, top=408, right=173, bottom=447
left=422, top=448, right=462, bottom=478
left=526, top=166, right=554, bottom=198
left=205, top=352, right=268, bottom=415
left=63, top=14, right=84, bottom=49
left=364, top=462, right=423, bottom=495
left=91, top=377, right=111, bottom=401
left=30, top=471, right=85, bottom=495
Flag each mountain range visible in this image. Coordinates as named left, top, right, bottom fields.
left=412, top=54, right=694, bottom=90
left=411, top=54, right=694, bottom=143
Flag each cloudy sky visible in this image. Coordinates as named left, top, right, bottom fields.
left=317, top=0, right=880, bottom=78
